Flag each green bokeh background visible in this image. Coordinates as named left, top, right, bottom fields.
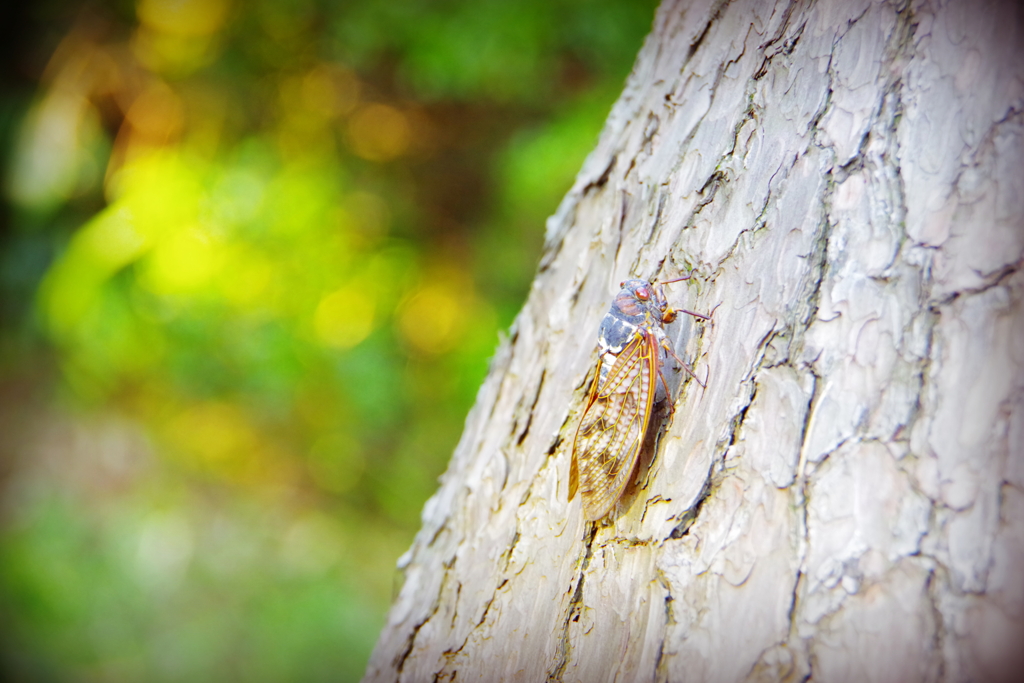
left=0, top=1, right=656, bottom=679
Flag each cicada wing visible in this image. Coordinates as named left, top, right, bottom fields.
left=569, top=362, right=602, bottom=503
left=570, top=331, right=658, bottom=521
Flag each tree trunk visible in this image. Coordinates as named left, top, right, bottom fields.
left=364, top=0, right=1024, bottom=681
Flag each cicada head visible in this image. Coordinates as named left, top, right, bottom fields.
left=613, top=279, right=666, bottom=323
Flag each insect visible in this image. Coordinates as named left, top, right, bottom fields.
left=569, top=274, right=710, bottom=521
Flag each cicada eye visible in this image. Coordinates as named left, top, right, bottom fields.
left=635, top=286, right=650, bottom=300
left=619, top=281, right=625, bottom=288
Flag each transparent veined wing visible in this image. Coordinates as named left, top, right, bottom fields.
left=570, top=330, right=658, bottom=521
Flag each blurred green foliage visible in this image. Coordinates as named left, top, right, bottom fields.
left=0, top=0, right=656, bottom=679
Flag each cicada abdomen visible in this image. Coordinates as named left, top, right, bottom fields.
left=569, top=275, right=709, bottom=521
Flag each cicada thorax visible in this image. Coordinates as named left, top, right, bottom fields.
left=596, top=279, right=679, bottom=390
left=569, top=276, right=708, bottom=522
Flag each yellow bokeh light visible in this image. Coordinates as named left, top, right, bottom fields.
left=139, top=226, right=224, bottom=296
left=162, top=401, right=300, bottom=490
left=131, top=28, right=218, bottom=75
left=40, top=150, right=213, bottom=336
left=136, top=0, right=232, bottom=37
left=133, top=0, right=232, bottom=74
left=76, top=205, right=152, bottom=272
left=346, top=104, right=411, bottom=162
left=313, top=285, right=375, bottom=349
left=167, top=401, right=256, bottom=464
left=398, top=282, right=467, bottom=355
left=218, top=246, right=273, bottom=310
left=302, top=64, right=361, bottom=118
left=105, top=150, right=201, bottom=223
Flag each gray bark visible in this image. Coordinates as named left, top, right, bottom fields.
left=364, top=0, right=1024, bottom=681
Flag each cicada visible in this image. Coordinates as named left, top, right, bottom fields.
left=569, top=275, right=709, bottom=521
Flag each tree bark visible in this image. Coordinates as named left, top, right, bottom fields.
left=364, top=0, right=1024, bottom=681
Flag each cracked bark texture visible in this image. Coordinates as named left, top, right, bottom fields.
left=364, top=0, right=1024, bottom=681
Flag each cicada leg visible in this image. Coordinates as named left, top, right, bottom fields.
left=674, top=307, right=711, bottom=321
left=660, top=338, right=705, bottom=389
